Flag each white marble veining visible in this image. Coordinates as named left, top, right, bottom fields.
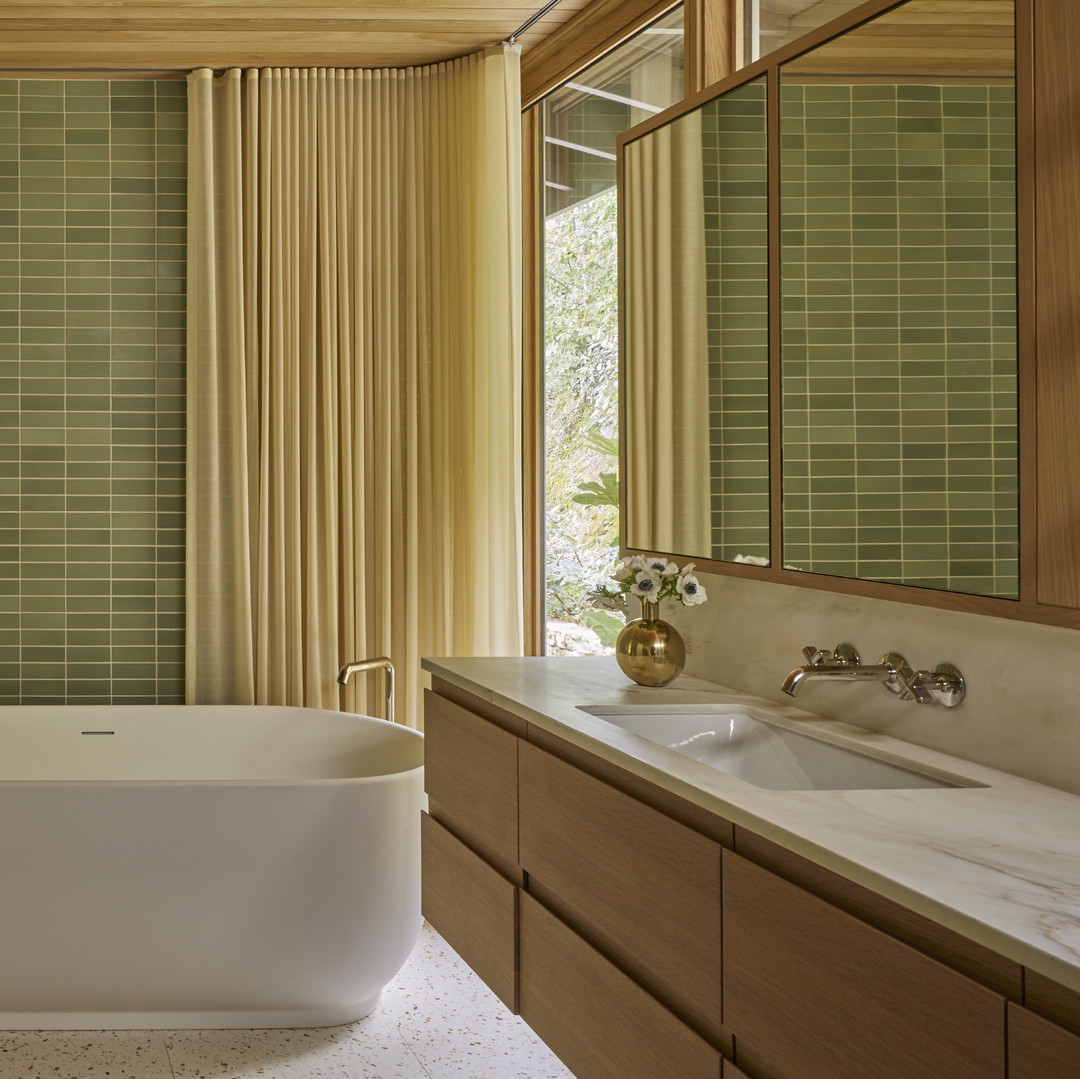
left=423, top=654, right=1080, bottom=995
left=0, top=924, right=573, bottom=1079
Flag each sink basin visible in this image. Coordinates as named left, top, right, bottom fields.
left=579, top=705, right=978, bottom=791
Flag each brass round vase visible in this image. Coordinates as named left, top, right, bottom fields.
left=615, top=600, right=685, bottom=687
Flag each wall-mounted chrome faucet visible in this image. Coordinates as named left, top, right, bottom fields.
left=781, top=644, right=965, bottom=707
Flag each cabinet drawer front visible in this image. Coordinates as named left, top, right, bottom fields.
left=1009, top=1002, right=1080, bottom=1078
left=420, top=813, right=517, bottom=1012
left=423, top=689, right=518, bottom=870
left=519, top=892, right=722, bottom=1079
left=518, top=741, right=722, bottom=1039
left=723, top=852, right=1004, bottom=1079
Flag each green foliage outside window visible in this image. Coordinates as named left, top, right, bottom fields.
left=544, top=188, right=622, bottom=652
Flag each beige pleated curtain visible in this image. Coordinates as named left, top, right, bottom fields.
left=186, top=50, right=524, bottom=726
left=623, top=116, right=712, bottom=556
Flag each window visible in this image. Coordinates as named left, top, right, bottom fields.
left=540, top=8, right=686, bottom=656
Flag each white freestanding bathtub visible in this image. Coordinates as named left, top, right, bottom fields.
left=0, top=705, right=424, bottom=1030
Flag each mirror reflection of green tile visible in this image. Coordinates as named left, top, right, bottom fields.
left=780, top=81, right=1017, bottom=599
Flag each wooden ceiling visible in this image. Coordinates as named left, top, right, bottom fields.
left=0, top=0, right=599, bottom=73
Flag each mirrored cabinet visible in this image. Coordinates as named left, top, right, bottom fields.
left=623, top=78, right=769, bottom=564
left=620, top=0, right=1080, bottom=628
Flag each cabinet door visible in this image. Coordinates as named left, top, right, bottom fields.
left=518, top=740, right=723, bottom=1041
left=423, top=690, right=519, bottom=872
left=519, top=892, right=722, bottom=1079
left=723, top=852, right=1004, bottom=1079
left=1009, top=1002, right=1080, bottom=1078
left=420, top=813, right=517, bottom=1011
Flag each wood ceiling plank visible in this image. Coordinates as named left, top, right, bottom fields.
left=0, top=5, right=545, bottom=20
left=0, top=20, right=520, bottom=35
left=0, top=0, right=599, bottom=70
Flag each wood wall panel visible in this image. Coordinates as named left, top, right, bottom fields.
left=1034, top=0, right=1080, bottom=607
left=685, top=0, right=736, bottom=93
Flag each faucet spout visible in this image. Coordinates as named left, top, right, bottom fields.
left=337, top=656, right=396, bottom=724
left=781, top=661, right=895, bottom=697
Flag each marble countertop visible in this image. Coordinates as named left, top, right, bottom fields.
left=422, top=654, right=1080, bottom=994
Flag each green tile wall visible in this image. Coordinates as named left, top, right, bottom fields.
left=780, top=83, right=1017, bottom=598
left=0, top=79, right=186, bottom=704
left=702, top=81, right=770, bottom=562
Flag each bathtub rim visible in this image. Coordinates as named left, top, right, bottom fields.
left=0, top=704, right=425, bottom=785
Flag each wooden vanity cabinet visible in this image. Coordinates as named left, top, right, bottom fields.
left=1008, top=1003, right=1080, bottom=1078
left=422, top=683, right=726, bottom=1073
left=422, top=688, right=522, bottom=872
left=517, top=739, right=724, bottom=1043
left=723, top=852, right=1005, bottom=1079
left=421, top=687, right=523, bottom=1012
left=518, top=892, right=721, bottom=1079
left=422, top=682, right=1079, bottom=1079
left=420, top=813, right=517, bottom=1010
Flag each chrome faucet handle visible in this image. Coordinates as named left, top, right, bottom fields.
left=880, top=652, right=933, bottom=703
left=880, top=654, right=965, bottom=707
left=830, top=643, right=861, bottom=665
left=801, top=644, right=860, bottom=666
left=924, top=663, right=966, bottom=708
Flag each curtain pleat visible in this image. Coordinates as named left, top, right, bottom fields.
left=186, top=49, right=524, bottom=727
left=624, top=117, right=712, bottom=557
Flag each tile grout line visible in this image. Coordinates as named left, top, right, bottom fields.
left=160, top=1032, right=179, bottom=1079
left=391, top=1018, right=438, bottom=1079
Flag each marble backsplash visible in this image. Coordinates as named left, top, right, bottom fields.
left=660, top=570, right=1080, bottom=796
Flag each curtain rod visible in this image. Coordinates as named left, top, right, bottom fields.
left=0, top=68, right=188, bottom=75
left=505, top=0, right=568, bottom=45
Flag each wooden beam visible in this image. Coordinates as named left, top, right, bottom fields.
left=684, top=0, right=737, bottom=94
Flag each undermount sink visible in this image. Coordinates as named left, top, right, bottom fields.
left=579, top=705, right=980, bottom=791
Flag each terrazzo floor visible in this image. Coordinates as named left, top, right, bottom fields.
left=0, top=923, right=575, bottom=1079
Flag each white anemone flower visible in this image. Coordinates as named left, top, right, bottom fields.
left=629, top=570, right=662, bottom=601
left=611, top=561, right=635, bottom=583
left=627, top=554, right=650, bottom=571
left=681, top=562, right=696, bottom=575
left=645, top=557, right=680, bottom=577
left=676, top=574, right=707, bottom=606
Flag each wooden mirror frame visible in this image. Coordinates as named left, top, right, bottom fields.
left=616, top=0, right=1080, bottom=631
